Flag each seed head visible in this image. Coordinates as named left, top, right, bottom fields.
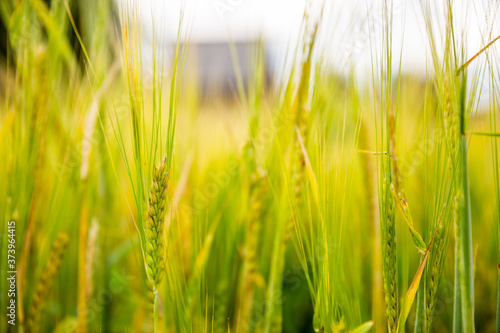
left=144, top=157, right=169, bottom=287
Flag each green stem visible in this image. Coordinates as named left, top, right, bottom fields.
left=497, top=268, right=500, bottom=333
left=458, top=78, right=474, bottom=332
left=453, top=235, right=462, bottom=333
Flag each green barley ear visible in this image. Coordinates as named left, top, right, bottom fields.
left=27, top=232, right=69, bottom=333
left=246, top=169, right=268, bottom=285
left=382, top=178, right=397, bottom=332
left=145, top=278, right=156, bottom=314
left=425, top=222, right=445, bottom=331
left=443, top=75, right=463, bottom=332
left=238, top=167, right=267, bottom=332
left=287, top=13, right=318, bottom=232
left=144, top=157, right=168, bottom=288
left=144, top=157, right=169, bottom=333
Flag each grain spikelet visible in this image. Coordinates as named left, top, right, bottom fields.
left=382, top=178, right=397, bottom=332
left=144, top=157, right=168, bottom=287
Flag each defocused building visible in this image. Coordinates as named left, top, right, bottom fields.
left=182, top=41, right=274, bottom=102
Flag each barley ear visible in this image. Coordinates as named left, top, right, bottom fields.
left=382, top=178, right=397, bottom=332
left=144, top=157, right=168, bottom=288
left=425, top=222, right=445, bottom=331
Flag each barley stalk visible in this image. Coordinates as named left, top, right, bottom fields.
left=360, top=126, right=384, bottom=333
left=425, top=76, right=455, bottom=332
left=270, top=240, right=287, bottom=333
left=270, top=82, right=310, bottom=333
left=453, top=193, right=462, bottom=333
left=458, top=77, right=474, bottom=332
left=286, top=15, right=317, bottom=241
left=268, top=23, right=316, bottom=333
left=431, top=73, right=462, bottom=333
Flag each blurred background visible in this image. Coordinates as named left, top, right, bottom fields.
left=115, top=0, right=498, bottom=106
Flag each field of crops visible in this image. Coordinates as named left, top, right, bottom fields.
left=1, top=0, right=500, bottom=332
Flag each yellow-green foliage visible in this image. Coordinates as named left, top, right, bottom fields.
left=2, top=1, right=500, bottom=333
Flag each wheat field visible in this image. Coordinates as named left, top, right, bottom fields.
left=1, top=0, right=500, bottom=332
